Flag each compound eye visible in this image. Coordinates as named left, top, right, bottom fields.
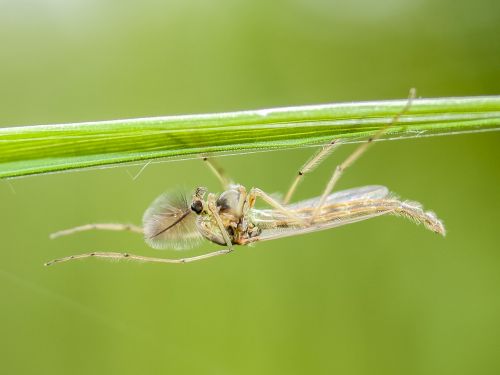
left=190, top=200, right=203, bottom=214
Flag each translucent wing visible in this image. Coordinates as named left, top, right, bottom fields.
left=286, top=185, right=389, bottom=210
left=250, top=185, right=444, bottom=242
left=142, top=190, right=203, bottom=250
left=252, top=208, right=390, bottom=243
left=252, top=191, right=392, bottom=242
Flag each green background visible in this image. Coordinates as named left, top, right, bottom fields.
left=1, top=1, right=499, bottom=374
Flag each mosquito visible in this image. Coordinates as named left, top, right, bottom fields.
left=46, top=90, right=445, bottom=266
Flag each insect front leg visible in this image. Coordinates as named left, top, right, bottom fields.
left=50, top=223, right=143, bottom=239
left=45, top=196, right=236, bottom=267
left=45, top=249, right=233, bottom=266
left=309, top=89, right=416, bottom=221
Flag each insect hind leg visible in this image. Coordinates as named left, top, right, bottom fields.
left=310, top=89, right=417, bottom=221
left=283, top=139, right=341, bottom=204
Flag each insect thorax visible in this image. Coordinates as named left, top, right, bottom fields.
left=195, top=186, right=261, bottom=246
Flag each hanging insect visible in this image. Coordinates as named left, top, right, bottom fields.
left=46, top=90, right=445, bottom=266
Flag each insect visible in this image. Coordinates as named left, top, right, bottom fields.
left=46, top=90, right=445, bottom=266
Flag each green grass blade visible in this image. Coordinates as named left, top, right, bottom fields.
left=1, top=96, right=499, bottom=179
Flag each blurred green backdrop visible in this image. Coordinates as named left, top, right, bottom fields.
left=1, top=1, right=499, bottom=374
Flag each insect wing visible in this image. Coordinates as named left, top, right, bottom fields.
left=143, top=190, right=203, bottom=250
left=251, top=186, right=392, bottom=242
left=286, top=185, right=389, bottom=210
left=252, top=210, right=389, bottom=243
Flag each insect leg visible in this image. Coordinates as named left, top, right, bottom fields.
left=283, top=139, right=341, bottom=204
left=310, top=89, right=416, bottom=220
left=247, top=187, right=306, bottom=225
left=207, top=194, right=235, bottom=251
left=202, top=156, right=232, bottom=190
left=46, top=195, right=238, bottom=267
left=44, top=249, right=233, bottom=266
left=50, top=223, right=143, bottom=239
